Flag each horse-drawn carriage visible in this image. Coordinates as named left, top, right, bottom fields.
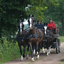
left=16, top=15, right=60, bottom=61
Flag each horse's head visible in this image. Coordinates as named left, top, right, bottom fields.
left=18, top=19, right=24, bottom=34
left=28, top=15, right=36, bottom=29
left=43, top=23, right=48, bottom=35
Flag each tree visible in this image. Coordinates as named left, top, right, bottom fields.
left=26, top=0, right=58, bottom=21
left=0, top=0, right=32, bottom=38
left=43, top=0, right=64, bottom=35
left=0, top=0, right=58, bottom=38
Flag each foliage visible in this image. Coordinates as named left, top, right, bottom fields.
left=59, top=36, right=64, bottom=42
left=43, top=0, right=64, bottom=35
left=0, top=0, right=59, bottom=38
left=0, top=0, right=32, bottom=38
left=0, top=38, right=20, bottom=63
left=26, top=0, right=58, bottom=21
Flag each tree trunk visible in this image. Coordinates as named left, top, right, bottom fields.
left=62, top=16, right=64, bottom=31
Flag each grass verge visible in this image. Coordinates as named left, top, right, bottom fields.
left=59, top=36, right=64, bottom=42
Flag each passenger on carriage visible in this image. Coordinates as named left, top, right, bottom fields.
left=47, top=19, right=56, bottom=33
left=36, top=20, right=43, bottom=29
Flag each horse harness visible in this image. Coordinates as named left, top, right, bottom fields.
left=16, top=30, right=29, bottom=41
left=27, top=28, right=43, bottom=39
left=16, top=28, right=44, bottom=41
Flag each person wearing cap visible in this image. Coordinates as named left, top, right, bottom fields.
left=36, top=20, right=43, bottom=29
left=47, top=19, right=56, bottom=33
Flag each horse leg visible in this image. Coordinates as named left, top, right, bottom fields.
left=33, top=45, right=36, bottom=55
left=26, top=44, right=29, bottom=59
left=48, top=45, right=51, bottom=53
left=36, top=42, right=39, bottom=59
left=47, top=45, right=51, bottom=56
left=18, top=44, right=23, bottom=60
left=29, top=42, right=34, bottom=61
left=47, top=41, right=52, bottom=56
left=42, top=47, right=45, bottom=53
left=23, top=45, right=26, bottom=58
left=42, top=42, right=45, bottom=53
left=37, top=43, right=40, bottom=59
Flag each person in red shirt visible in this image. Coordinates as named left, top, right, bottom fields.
left=47, top=19, right=56, bottom=33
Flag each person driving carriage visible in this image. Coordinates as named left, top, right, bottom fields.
left=36, top=20, right=43, bottom=29
left=47, top=19, right=56, bottom=33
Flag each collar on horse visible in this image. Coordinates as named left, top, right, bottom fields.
left=27, top=34, right=42, bottom=39
left=16, top=35, right=27, bottom=41
left=27, top=28, right=42, bottom=39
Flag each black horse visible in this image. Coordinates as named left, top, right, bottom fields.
left=42, top=23, right=55, bottom=55
left=16, top=19, right=29, bottom=60
left=28, top=15, right=44, bottom=61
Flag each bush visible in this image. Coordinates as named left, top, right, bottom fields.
left=0, top=37, right=20, bottom=63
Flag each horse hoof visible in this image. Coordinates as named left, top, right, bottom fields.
left=21, top=55, right=23, bottom=60
left=37, top=55, right=39, bottom=59
left=32, top=57, right=34, bottom=61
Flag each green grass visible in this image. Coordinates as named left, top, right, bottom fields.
left=61, top=60, right=64, bottom=64
left=61, top=62, right=64, bottom=64
left=59, top=36, right=64, bottom=63
left=0, top=62, right=3, bottom=64
left=59, top=36, right=64, bottom=42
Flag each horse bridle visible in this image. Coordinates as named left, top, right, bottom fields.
left=43, top=25, right=48, bottom=35
left=18, top=20, right=24, bottom=33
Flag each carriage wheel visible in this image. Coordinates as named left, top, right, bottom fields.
left=56, top=39, right=59, bottom=54
left=58, top=39, right=60, bottom=53
left=56, top=44, right=59, bottom=54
